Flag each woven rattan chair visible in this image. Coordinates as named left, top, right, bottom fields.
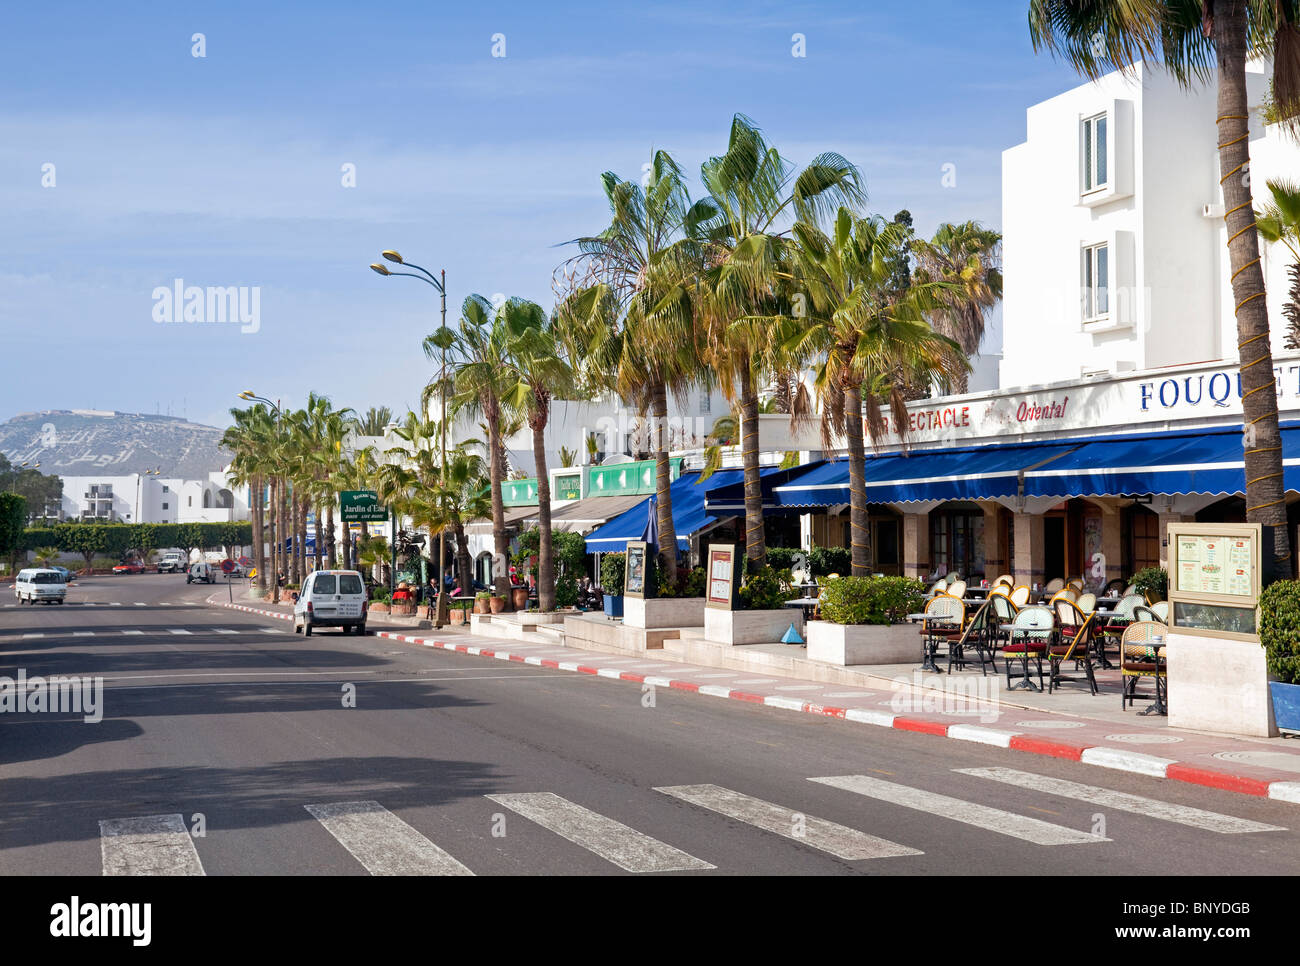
left=1003, top=605, right=1053, bottom=691
left=1120, top=621, right=1168, bottom=714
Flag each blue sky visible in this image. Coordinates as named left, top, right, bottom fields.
left=0, top=0, right=1086, bottom=430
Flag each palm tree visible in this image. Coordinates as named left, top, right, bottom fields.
left=449, top=295, right=516, bottom=608
left=692, top=114, right=864, bottom=571
left=773, top=210, right=966, bottom=575
left=352, top=406, right=393, bottom=438
left=498, top=298, right=582, bottom=611
left=418, top=445, right=493, bottom=591
left=334, top=445, right=379, bottom=571
left=222, top=404, right=274, bottom=594
left=911, top=221, right=1003, bottom=394
left=1256, top=178, right=1300, bottom=347
left=557, top=150, right=711, bottom=588
left=1028, top=0, right=1300, bottom=565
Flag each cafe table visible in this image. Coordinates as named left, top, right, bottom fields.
left=909, top=612, right=956, bottom=673
left=784, top=597, right=820, bottom=622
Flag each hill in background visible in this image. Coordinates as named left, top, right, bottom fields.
left=0, top=410, right=230, bottom=479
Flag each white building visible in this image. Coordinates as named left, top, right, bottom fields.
left=58, top=468, right=250, bottom=524
left=1000, top=60, right=1299, bottom=387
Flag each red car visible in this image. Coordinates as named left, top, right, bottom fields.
left=112, top=561, right=145, bottom=575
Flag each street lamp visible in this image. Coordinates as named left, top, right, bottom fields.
left=238, top=391, right=284, bottom=601
left=369, top=249, right=451, bottom=628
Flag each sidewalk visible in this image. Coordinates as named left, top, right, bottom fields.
left=210, top=592, right=1300, bottom=806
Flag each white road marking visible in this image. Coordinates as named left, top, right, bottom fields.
left=100, top=813, right=205, bottom=876
left=134, top=603, right=147, bottom=606
left=168, top=629, right=193, bottom=635
left=73, top=632, right=95, bottom=637
left=810, top=775, right=1107, bottom=846
left=259, top=628, right=285, bottom=634
left=305, top=801, right=473, bottom=876
left=121, top=630, right=144, bottom=636
left=486, top=792, right=714, bottom=872
left=956, top=767, right=1285, bottom=834
left=656, top=784, right=921, bottom=860
left=213, top=629, right=238, bottom=635
left=22, top=633, right=44, bottom=639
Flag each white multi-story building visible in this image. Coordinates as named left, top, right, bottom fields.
left=1001, top=60, right=1299, bottom=387
left=58, top=468, right=249, bottom=524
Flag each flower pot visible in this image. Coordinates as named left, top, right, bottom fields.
left=473, top=598, right=489, bottom=614
left=512, top=587, right=530, bottom=610
left=370, top=603, right=390, bottom=614
left=392, top=602, right=416, bottom=617
left=489, top=595, right=506, bottom=614
left=602, top=594, right=624, bottom=619
left=449, top=608, right=467, bottom=626
left=1270, top=681, right=1300, bottom=736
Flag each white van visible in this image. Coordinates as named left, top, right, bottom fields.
left=293, top=570, right=368, bottom=637
left=15, top=568, right=68, bottom=605
left=186, top=561, right=216, bottom=584
left=158, top=551, right=187, bottom=573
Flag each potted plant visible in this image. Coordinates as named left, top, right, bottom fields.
left=601, top=552, right=625, bottom=619
left=512, top=585, right=530, bottom=610
left=449, top=599, right=472, bottom=625
left=1259, top=580, right=1300, bottom=735
left=705, top=565, right=802, bottom=645
left=808, top=575, right=928, bottom=665
left=489, top=592, right=507, bottom=613
left=1130, top=566, right=1168, bottom=603
left=473, top=590, right=491, bottom=614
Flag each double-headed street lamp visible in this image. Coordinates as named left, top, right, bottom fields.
left=238, top=391, right=284, bottom=601
left=370, top=250, right=451, bottom=628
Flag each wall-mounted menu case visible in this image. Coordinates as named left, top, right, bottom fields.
left=1167, top=523, right=1266, bottom=642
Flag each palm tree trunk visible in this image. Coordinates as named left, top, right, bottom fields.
left=298, top=495, right=309, bottom=580
left=270, top=477, right=281, bottom=602
left=1214, top=1, right=1292, bottom=569
left=252, top=474, right=266, bottom=594
left=313, top=497, right=324, bottom=572
left=740, top=363, right=765, bottom=571
left=342, top=518, right=352, bottom=571
left=845, top=384, right=870, bottom=576
left=325, top=500, right=336, bottom=569
left=651, top=380, right=679, bottom=587
left=486, top=397, right=513, bottom=610
left=533, top=418, right=556, bottom=611
left=454, top=524, right=472, bottom=593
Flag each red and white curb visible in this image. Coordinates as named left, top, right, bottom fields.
left=214, top=600, right=1300, bottom=807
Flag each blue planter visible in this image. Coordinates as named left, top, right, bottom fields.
left=1270, top=681, right=1300, bottom=736
left=603, top=594, right=624, bottom=619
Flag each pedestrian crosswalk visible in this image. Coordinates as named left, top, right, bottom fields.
left=94, top=769, right=1285, bottom=875
left=1, top=626, right=286, bottom=639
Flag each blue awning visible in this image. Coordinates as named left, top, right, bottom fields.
left=764, top=441, right=1077, bottom=507
left=1024, top=424, right=1300, bottom=497
left=584, top=467, right=783, bottom=553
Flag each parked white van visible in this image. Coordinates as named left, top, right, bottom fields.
left=15, top=568, right=68, bottom=605
left=293, top=570, right=368, bottom=637
left=186, top=562, right=216, bottom=584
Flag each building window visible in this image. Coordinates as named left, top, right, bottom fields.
left=1082, top=242, right=1109, bottom=321
left=162, top=485, right=169, bottom=493
left=188, top=496, right=192, bottom=507
left=1082, top=112, right=1108, bottom=192
left=700, top=393, right=711, bottom=414
left=162, top=502, right=169, bottom=510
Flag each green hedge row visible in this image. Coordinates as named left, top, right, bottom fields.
left=22, top=522, right=253, bottom=561
left=819, top=575, right=928, bottom=626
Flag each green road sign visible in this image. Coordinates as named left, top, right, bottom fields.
left=340, top=490, right=388, bottom=523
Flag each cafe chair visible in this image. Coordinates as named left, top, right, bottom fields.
left=1047, top=608, right=1098, bottom=694
left=1150, top=600, right=1170, bottom=622
left=1009, top=584, right=1031, bottom=607
left=920, top=593, right=965, bottom=673
left=993, top=574, right=1014, bottom=589
left=948, top=599, right=998, bottom=675
left=948, top=579, right=968, bottom=600
left=945, top=572, right=961, bottom=585
left=988, top=591, right=1018, bottom=650
left=1075, top=592, right=1097, bottom=614
left=1133, top=602, right=1170, bottom=624
left=1043, top=577, right=1065, bottom=595
left=1066, top=577, right=1084, bottom=592
left=929, top=578, right=947, bottom=595
left=1004, top=606, right=1053, bottom=691
left=1102, top=578, right=1127, bottom=597
left=1120, top=621, right=1168, bottom=713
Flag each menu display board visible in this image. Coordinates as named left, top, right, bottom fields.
left=1175, top=533, right=1254, bottom=597
left=624, top=540, right=654, bottom=599
left=706, top=544, right=739, bottom=610
left=1168, top=523, right=1265, bottom=643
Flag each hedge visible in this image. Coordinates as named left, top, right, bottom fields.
left=818, top=575, right=927, bottom=625
left=1260, top=580, right=1300, bottom=685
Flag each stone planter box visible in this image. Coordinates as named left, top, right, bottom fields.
left=625, top=597, right=706, bottom=629
left=806, top=620, right=918, bottom=666
left=1167, top=632, right=1277, bottom=737
left=704, top=607, right=803, bottom=646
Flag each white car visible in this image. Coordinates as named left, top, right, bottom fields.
left=15, top=568, right=68, bottom=605
left=293, top=570, right=368, bottom=637
left=186, top=562, right=216, bottom=584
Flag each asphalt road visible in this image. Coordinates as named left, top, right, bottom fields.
left=2, top=571, right=1298, bottom=876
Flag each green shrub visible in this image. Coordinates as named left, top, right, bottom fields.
left=1260, top=580, right=1300, bottom=685
left=1131, top=566, right=1168, bottom=602
left=739, top=565, right=797, bottom=611
left=657, top=566, right=706, bottom=599
left=766, top=547, right=799, bottom=571
left=555, top=572, right=578, bottom=609
left=475, top=590, right=491, bottom=600
left=600, top=552, right=626, bottom=596
left=819, top=576, right=927, bottom=626
left=809, top=546, right=851, bottom=577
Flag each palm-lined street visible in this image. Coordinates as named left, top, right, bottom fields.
left=2, top=574, right=1297, bottom=877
